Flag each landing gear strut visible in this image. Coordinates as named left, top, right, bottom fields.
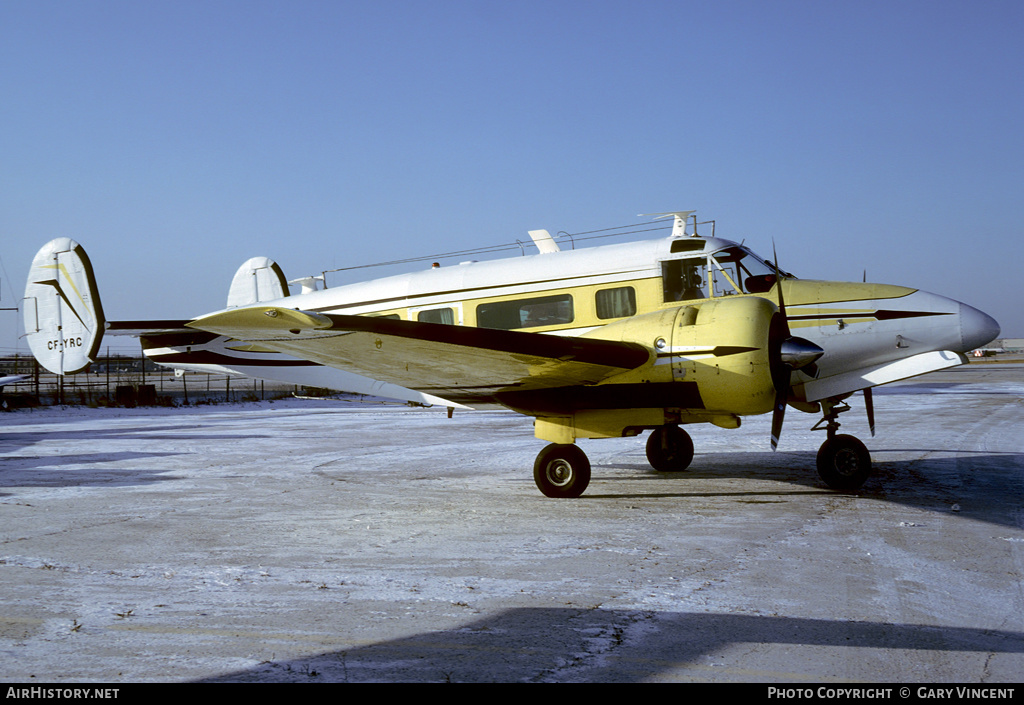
left=812, top=398, right=872, bottom=490
left=645, top=425, right=694, bottom=472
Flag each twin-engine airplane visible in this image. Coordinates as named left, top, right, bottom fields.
left=23, top=211, right=1000, bottom=497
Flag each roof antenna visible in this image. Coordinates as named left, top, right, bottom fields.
left=640, top=211, right=696, bottom=238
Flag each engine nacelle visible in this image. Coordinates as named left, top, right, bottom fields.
left=668, top=295, right=778, bottom=416
left=533, top=296, right=778, bottom=443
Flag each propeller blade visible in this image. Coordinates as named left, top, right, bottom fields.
left=864, top=387, right=875, bottom=437
left=771, top=390, right=786, bottom=451
left=772, top=241, right=788, bottom=330
left=769, top=241, right=789, bottom=451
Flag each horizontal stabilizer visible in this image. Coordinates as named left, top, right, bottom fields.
left=105, top=320, right=197, bottom=336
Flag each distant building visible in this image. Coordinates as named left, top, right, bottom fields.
left=973, top=338, right=1023, bottom=356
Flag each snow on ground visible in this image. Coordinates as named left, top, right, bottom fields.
left=1, top=365, right=1023, bottom=682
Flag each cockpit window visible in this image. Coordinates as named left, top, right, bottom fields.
left=662, top=246, right=789, bottom=301
left=709, top=247, right=786, bottom=296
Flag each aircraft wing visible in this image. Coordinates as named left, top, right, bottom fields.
left=186, top=306, right=652, bottom=404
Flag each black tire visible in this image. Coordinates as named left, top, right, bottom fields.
left=533, top=443, right=591, bottom=498
left=816, top=434, right=871, bottom=490
left=645, top=425, right=694, bottom=472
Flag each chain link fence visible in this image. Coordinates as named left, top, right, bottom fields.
left=1, top=354, right=301, bottom=409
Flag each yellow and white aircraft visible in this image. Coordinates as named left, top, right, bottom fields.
left=23, top=211, right=1000, bottom=497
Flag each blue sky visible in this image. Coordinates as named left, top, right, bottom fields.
left=3, top=0, right=1022, bottom=356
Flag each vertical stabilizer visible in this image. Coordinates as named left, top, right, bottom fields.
left=23, top=238, right=106, bottom=374
left=226, top=257, right=289, bottom=308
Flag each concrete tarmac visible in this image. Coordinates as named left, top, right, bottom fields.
left=1, top=363, right=1022, bottom=683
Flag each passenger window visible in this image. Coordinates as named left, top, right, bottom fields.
left=596, top=287, right=637, bottom=319
left=417, top=307, right=455, bottom=325
left=477, top=294, right=574, bottom=330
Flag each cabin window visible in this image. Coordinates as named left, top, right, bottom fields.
left=662, top=259, right=708, bottom=302
left=371, top=313, right=401, bottom=320
left=596, top=287, right=637, bottom=319
left=417, top=307, right=455, bottom=325
left=477, top=294, right=574, bottom=330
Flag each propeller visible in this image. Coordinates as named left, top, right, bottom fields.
left=769, top=244, right=825, bottom=450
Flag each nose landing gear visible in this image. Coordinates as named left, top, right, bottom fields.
left=812, top=398, right=872, bottom=490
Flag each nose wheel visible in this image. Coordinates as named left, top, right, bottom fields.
left=813, top=398, right=872, bottom=490
left=816, top=434, right=871, bottom=490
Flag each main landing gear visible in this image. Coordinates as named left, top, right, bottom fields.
left=533, top=443, right=591, bottom=498
left=532, top=424, right=693, bottom=498
left=531, top=409, right=872, bottom=498
left=812, top=399, right=872, bottom=490
left=645, top=424, right=694, bottom=472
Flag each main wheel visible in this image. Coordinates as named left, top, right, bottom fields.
left=645, top=425, right=694, bottom=472
left=816, top=434, right=871, bottom=490
left=533, top=443, right=591, bottom=498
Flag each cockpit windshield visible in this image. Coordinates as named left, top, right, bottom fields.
left=662, top=245, right=791, bottom=302
left=708, top=246, right=790, bottom=296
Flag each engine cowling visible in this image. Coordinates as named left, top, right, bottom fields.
left=524, top=296, right=781, bottom=443
left=663, top=296, right=778, bottom=417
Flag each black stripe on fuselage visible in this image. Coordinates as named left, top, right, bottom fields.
left=786, top=310, right=951, bottom=322
left=656, top=346, right=759, bottom=359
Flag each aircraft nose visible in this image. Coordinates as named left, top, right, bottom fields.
left=958, top=303, right=1000, bottom=352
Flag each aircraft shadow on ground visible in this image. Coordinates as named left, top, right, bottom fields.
left=0, top=451, right=187, bottom=494
left=196, top=607, right=1024, bottom=683
left=588, top=450, right=1024, bottom=530
left=0, top=423, right=275, bottom=492
left=0, top=422, right=272, bottom=447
